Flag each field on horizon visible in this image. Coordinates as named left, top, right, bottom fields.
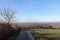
left=28, top=29, right=60, bottom=40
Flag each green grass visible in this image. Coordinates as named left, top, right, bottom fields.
left=28, top=29, right=60, bottom=39
left=30, top=29, right=60, bottom=34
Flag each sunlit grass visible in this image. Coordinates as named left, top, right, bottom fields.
left=28, top=29, right=60, bottom=38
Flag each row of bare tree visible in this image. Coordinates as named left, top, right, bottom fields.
left=0, top=7, right=19, bottom=40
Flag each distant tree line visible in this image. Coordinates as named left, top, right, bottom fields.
left=25, top=25, right=56, bottom=29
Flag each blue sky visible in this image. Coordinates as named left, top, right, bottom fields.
left=0, top=0, right=60, bottom=22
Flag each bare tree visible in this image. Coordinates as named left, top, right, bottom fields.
left=0, top=7, right=17, bottom=23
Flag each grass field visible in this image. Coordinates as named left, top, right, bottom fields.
left=28, top=29, right=60, bottom=40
